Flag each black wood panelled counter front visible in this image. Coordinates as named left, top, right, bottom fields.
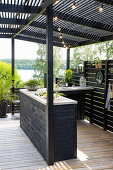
left=20, top=89, right=77, bottom=165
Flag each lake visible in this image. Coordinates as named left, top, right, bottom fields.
left=17, top=69, right=65, bottom=82
left=17, top=69, right=35, bottom=82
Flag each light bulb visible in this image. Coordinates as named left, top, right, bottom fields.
left=59, top=34, right=63, bottom=39
left=72, top=2, right=76, bottom=9
left=55, top=0, right=59, bottom=4
left=58, top=27, right=61, bottom=31
left=54, top=16, right=58, bottom=21
left=99, top=4, right=104, bottom=13
left=62, top=41, right=65, bottom=44
left=64, top=45, right=66, bottom=48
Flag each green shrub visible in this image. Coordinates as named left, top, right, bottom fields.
left=24, top=79, right=40, bottom=88
left=0, top=60, right=22, bottom=102
left=63, top=69, right=73, bottom=83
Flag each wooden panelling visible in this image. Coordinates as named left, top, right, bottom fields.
left=83, top=60, right=113, bottom=132
left=20, top=92, right=77, bottom=164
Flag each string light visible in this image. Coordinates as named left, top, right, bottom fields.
left=72, top=1, right=76, bottom=10
left=62, top=41, right=65, bottom=44
left=59, top=34, right=63, bottom=39
left=99, top=3, right=104, bottom=13
left=58, top=27, right=61, bottom=31
left=55, top=0, right=59, bottom=4
left=54, top=16, right=58, bottom=21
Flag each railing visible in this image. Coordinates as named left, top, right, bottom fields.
left=11, top=88, right=23, bottom=115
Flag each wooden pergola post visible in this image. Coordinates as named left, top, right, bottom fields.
left=11, top=38, right=15, bottom=115
left=46, top=4, right=54, bottom=165
left=66, top=48, right=70, bottom=70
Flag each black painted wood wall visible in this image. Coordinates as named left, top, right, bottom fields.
left=72, top=60, right=113, bottom=133
left=20, top=92, right=77, bottom=164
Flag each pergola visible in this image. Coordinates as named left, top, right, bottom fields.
left=1, top=0, right=113, bottom=165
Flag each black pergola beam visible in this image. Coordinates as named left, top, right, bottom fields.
left=0, top=18, right=28, bottom=25
left=0, top=34, right=13, bottom=38
left=0, top=4, right=40, bottom=14
left=0, top=27, right=81, bottom=46
left=66, top=48, right=70, bottom=70
left=54, top=11, right=113, bottom=33
left=46, top=4, right=54, bottom=166
left=78, top=40, right=100, bottom=47
left=0, top=18, right=100, bottom=41
left=11, top=38, right=15, bottom=115
left=15, top=35, right=64, bottom=47
left=0, top=28, right=18, bottom=33
left=94, top=0, right=113, bottom=5
left=31, top=22, right=100, bottom=41
left=21, top=30, right=79, bottom=45
left=12, top=0, right=58, bottom=38
left=100, top=34, right=113, bottom=41
left=11, top=38, right=15, bottom=76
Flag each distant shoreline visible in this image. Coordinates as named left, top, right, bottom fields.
left=17, top=68, right=34, bottom=70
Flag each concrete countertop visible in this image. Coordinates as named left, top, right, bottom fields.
left=56, top=86, right=94, bottom=92
left=20, top=89, right=77, bottom=106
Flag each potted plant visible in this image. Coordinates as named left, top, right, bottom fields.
left=0, top=61, right=18, bottom=118
left=95, top=57, right=99, bottom=69
left=98, top=59, right=102, bottom=69
left=24, top=79, right=40, bottom=91
left=63, top=69, right=73, bottom=86
left=94, top=57, right=102, bottom=69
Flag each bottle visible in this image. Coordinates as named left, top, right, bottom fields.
left=80, top=76, right=86, bottom=87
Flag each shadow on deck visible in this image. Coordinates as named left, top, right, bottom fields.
left=0, top=114, right=113, bottom=170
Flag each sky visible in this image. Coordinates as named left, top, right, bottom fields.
left=0, top=39, right=38, bottom=59
left=0, top=38, right=69, bottom=60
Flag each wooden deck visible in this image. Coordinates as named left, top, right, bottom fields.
left=0, top=114, right=113, bottom=170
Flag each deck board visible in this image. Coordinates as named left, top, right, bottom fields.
left=0, top=114, right=113, bottom=170
left=0, top=114, right=47, bottom=170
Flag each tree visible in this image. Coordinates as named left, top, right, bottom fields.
left=71, top=40, right=113, bottom=69
left=71, top=44, right=98, bottom=69
left=98, top=41, right=113, bottom=59
left=33, top=44, right=64, bottom=82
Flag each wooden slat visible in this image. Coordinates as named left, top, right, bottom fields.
left=36, top=120, right=113, bottom=170
left=0, top=114, right=47, bottom=170
left=0, top=115, right=113, bottom=170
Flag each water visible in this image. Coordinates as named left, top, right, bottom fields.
left=17, top=69, right=35, bottom=82
left=17, top=69, right=65, bottom=82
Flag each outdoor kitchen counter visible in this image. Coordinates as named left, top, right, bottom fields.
left=20, top=89, right=77, bottom=105
left=20, top=89, right=77, bottom=164
left=56, top=86, right=94, bottom=93
left=57, top=86, right=94, bottom=120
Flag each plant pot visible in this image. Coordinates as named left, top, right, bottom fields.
left=0, top=100, right=8, bottom=118
left=95, top=64, right=99, bottom=69
left=98, top=63, right=102, bottom=69
left=25, top=85, right=40, bottom=91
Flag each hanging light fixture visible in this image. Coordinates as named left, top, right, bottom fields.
left=99, top=3, right=104, bottom=13
left=59, top=34, right=63, bottom=39
left=72, top=0, right=76, bottom=10
left=54, top=16, right=58, bottom=21
left=58, top=27, right=61, bottom=31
